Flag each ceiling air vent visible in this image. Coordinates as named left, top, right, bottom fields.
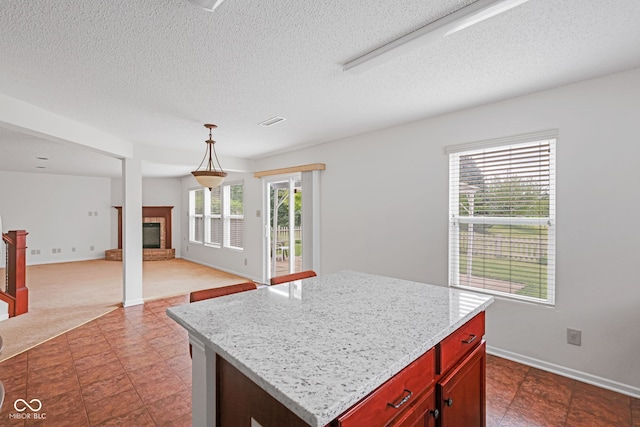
left=259, top=116, right=286, bottom=127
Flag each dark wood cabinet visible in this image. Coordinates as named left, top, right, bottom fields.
left=436, top=342, right=486, bottom=427
left=218, top=356, right=311, bottom=427
left=218, top=312, right=486, bottom=427
left=334, top=350, right=435, bottom=427
left=333, top=312, right=486, bottom=427
left=387, top=388, right=437, bottom=427
left=437, top=312, right=485, bottom=375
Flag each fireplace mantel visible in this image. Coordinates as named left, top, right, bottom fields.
left=113, top=206, right=173, bottom=249
left=106, top=206, right=175, bottom=261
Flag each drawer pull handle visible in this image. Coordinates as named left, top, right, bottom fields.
left=462, top=334, right=477, bottom=344
left=431, top=408, right=440, bottom=419
left=387, top=389, right=413, bottom=409
left=445, top=397, right=454, bottom=407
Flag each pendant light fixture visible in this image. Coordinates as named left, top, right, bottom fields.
left=191, top=124, right=227, bottom=190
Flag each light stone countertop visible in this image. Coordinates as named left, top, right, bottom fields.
left=167, top=270, right=494, bottom=427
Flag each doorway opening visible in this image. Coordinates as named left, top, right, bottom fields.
left=264, top=174, right=302, bottom=281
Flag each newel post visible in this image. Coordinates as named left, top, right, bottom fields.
left=6, top=230, right=28, bottom=315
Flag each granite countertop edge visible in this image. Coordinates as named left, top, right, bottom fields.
left=167, top=294, right=494, bottom=427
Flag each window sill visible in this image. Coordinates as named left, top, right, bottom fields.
left=451, top=284, right=555, bottom=307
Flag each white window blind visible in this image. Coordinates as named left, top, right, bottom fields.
left=189, top=189, right=204, bottom=243
left=448, top=136, right=556, bottom=305
left=223, top=183, right=244, bottom=250
left=205, top=187, right=222, bottom=246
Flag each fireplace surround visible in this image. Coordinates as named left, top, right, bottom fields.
left=105, top=206, right=175, bottom=261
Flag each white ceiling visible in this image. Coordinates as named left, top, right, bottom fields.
left=1, top=0, right=640, bottom=178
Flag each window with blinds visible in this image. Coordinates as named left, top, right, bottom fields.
left=224, top=183, right=244, bottom=250
left=188, top=181, right=244, bottom=250
left=189, top=189, right=204, bottom=243
left=205, top=187, right=222, bottom=246
left=447, top=133, right=556, bottom=305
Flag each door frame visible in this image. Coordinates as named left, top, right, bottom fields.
left=261, top=170, right=321, bottom=284
left=261, top=173, right=300, bottom=284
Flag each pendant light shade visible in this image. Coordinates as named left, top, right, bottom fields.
left=191, top=124, right=227, bottom=190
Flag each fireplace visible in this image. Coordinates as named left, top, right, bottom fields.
left=105, top=206, right=175, bottom=261
left=143, top=223, right=161, bottom=248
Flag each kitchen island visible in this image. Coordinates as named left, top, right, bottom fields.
left=167, top=271, right=494, bottom=427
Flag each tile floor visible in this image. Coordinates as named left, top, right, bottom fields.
left=0, top=294, right=638, bottom=426
left=0, top=295, right=192, bottom=427
left=486, top=354, right=640, bottom=427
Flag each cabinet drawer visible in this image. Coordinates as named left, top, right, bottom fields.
left=387, top=388, right=436, bottom=427
left=336, top=349, right=435, bottom=427
left=437, top=312, right=484, bottom=375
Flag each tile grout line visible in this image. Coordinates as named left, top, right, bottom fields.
left=498, top=364, right=530, bottom=427
left=65, top=331, right=92, bottom=427
left=99, top=306, right=158, bottom=427
left=561, top=374, right=577, bottom=427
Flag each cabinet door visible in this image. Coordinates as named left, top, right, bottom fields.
left=387, top=388, right=437, bottom=427
left=436, top=342, right=485, bottom=427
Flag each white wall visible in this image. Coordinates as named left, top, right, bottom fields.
left=110, top=177, right=183, bottom=254
left=248, top=68, right=640, bottom=395
left=180, top=172, right=263, bottom=282
left=0, top=171, right=112, bottom=264
left=0, top=174, right=183, bottom=266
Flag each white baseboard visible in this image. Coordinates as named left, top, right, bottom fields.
left=486, top=345, right=640, bottom=399
left=27, top=255, right=106, bottom=266
left=181, top=256, right=262, bottom=284
left=123, top=298, right=144, bottom=307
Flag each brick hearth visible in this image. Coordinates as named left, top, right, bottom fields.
left=107, top=206, right=175, bottom=261
left=105, top=248, right=175, bottom=261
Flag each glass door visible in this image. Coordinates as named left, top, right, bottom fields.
left=263, top=174, right=302, bottom=282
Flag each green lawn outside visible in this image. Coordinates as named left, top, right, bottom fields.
left=484, top=224, right=548, bottom=237
left=459, top=254, right=548, bottom=300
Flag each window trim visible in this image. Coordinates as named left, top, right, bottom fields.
left=447, top=130, right=557, bottom=305
left=445, top=129, right=558, bottom=154
left=188, top=188, right=204, bottom=244
left=223, top=180, right=244, bottom=251
left=189, top=181, right=244, bottom=250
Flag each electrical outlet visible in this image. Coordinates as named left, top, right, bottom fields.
left=244, top=258, right=248, bottom=266
left=72, top=247, right=76, bottom=252
left=567, top=328, right=581, bottom=346
left=88, top=211, right=93, bottom=216
left=90, top=246, right=95, bottom=251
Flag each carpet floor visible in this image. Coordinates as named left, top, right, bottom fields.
left=0, top=258, right=247, bottom=362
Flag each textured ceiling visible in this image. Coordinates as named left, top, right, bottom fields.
left=1, top=0, right=640, bottom=177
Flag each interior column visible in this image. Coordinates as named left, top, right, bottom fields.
left=122, top=157, right=144, bottom=307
